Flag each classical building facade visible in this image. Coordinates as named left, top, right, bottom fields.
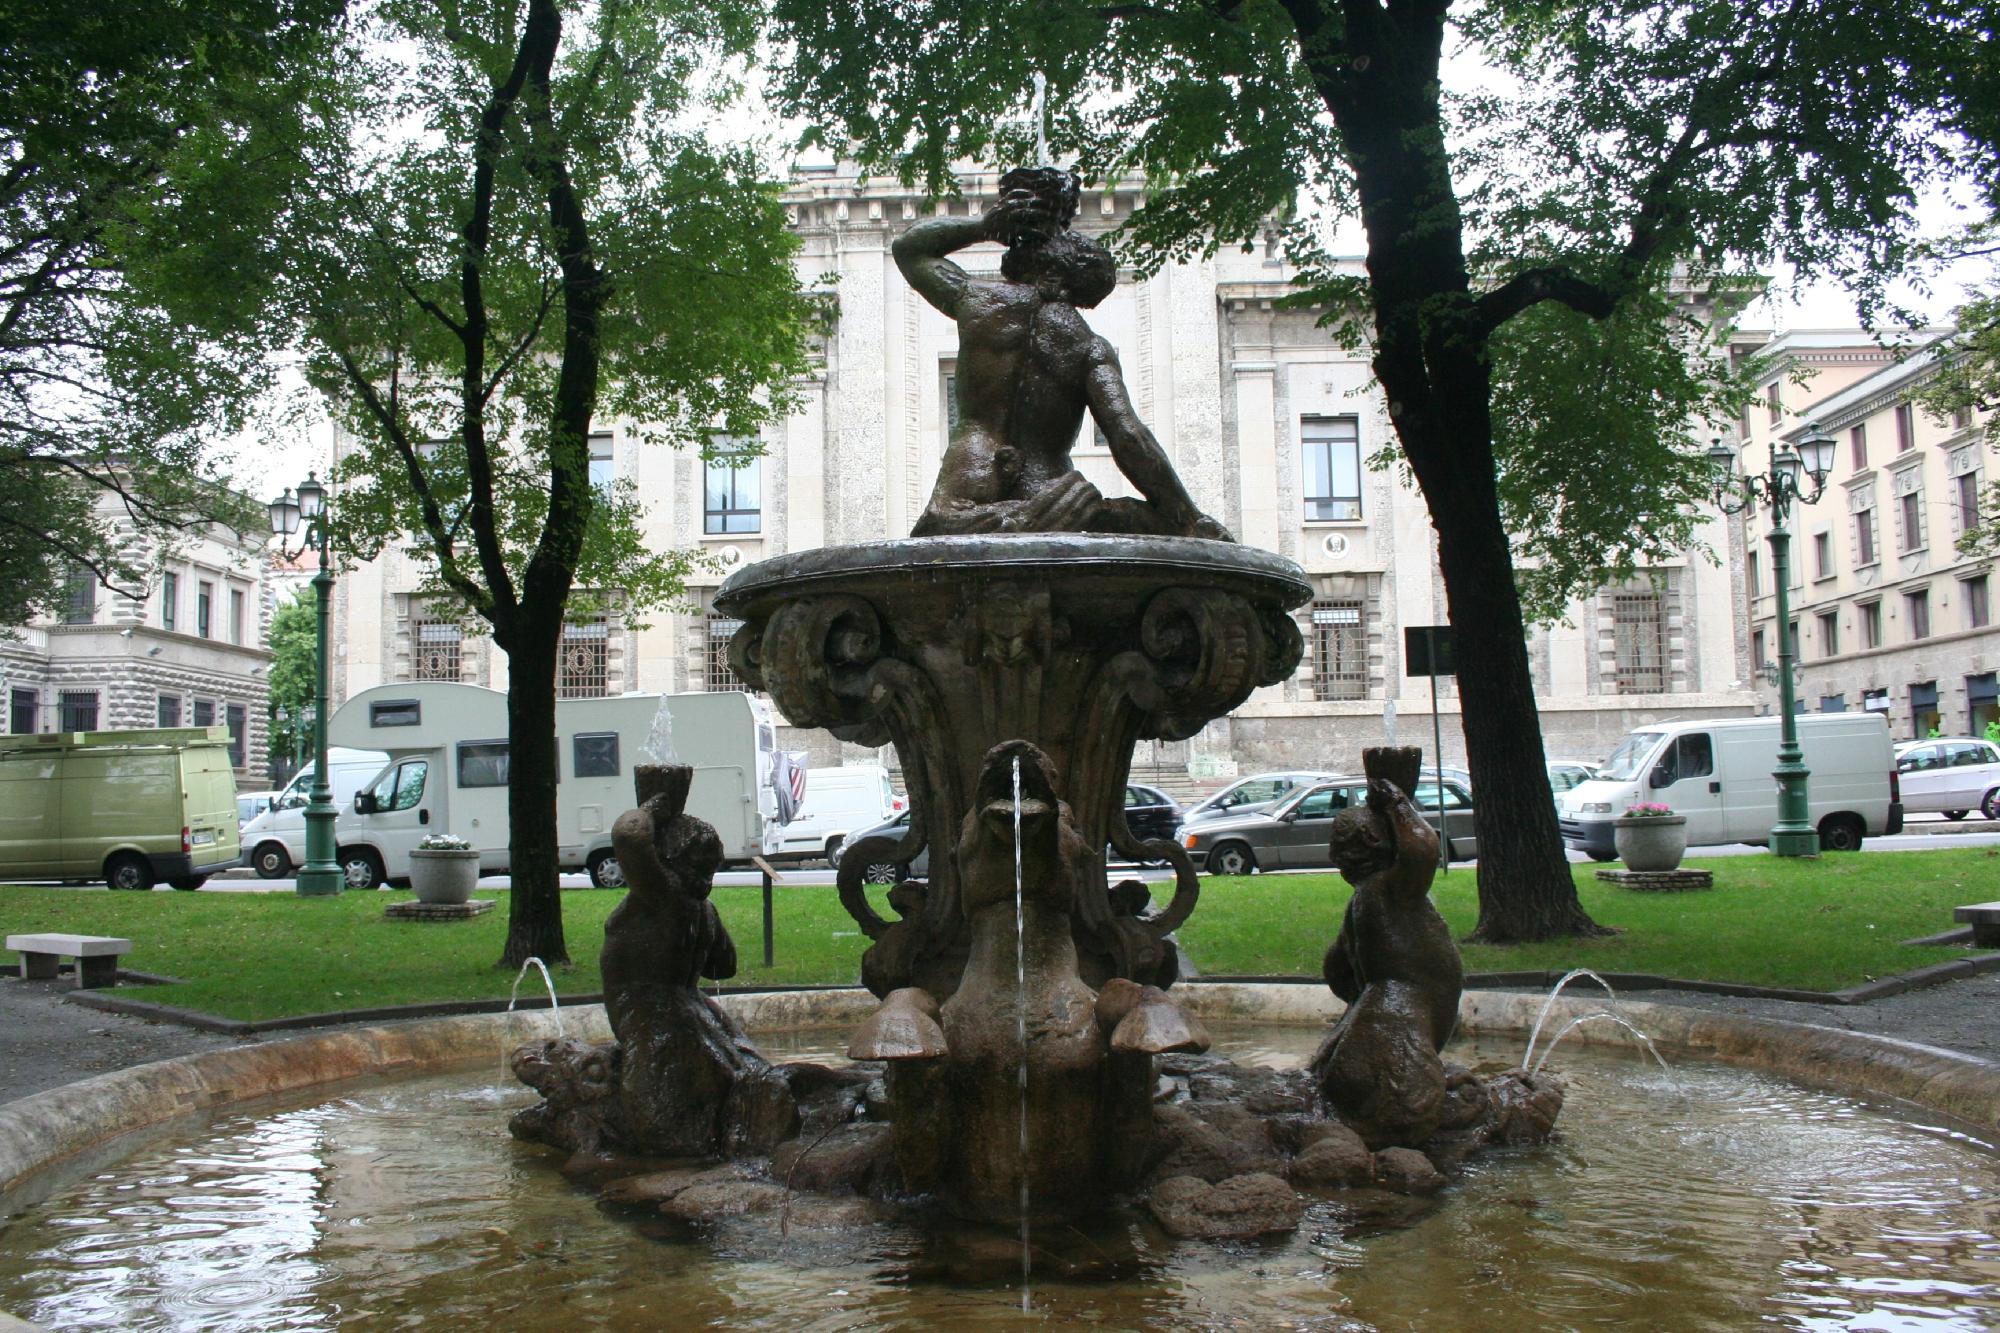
left=332, top=165, right=1755, bottom=776
left=0, top=488, right=275, bottom=779
left=1737, top=330, right=1996, bottom=741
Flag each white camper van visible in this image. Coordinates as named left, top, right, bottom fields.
left=322, top=683, right=779, bottom=889
left=238, top=747, right=393, bottom=877
left=1558, top=713, right=1901, bottom=859
left=770, top=764, right=905, bottom=864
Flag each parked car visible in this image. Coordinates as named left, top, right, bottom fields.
left=1181, top=776, right=1477, bottom=876
left=1894, top=737, right=2000, bottom=820
left=1545, top=760, right=1599, bottom=794
left=1182, top=771, right=1338, bottom=825
left=839, top=784, right=1188, bottom=883
left=237, top=790, right=279, bottom=828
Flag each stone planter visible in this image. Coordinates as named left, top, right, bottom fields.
left=1612, top=815, right=1688, bottom=873
left=408, top=848, right=481, bottom=904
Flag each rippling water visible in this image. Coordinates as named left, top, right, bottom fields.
left=0, top=1030, right=1995, bottom=1332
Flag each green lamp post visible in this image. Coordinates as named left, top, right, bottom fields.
left=268, top=472, right=343, bottom=895
left=1708, top=425, right=1836, bottom=858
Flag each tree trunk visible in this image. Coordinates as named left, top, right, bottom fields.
left=500, top=627, right=568, bottom=968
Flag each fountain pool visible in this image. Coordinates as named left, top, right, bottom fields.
left=0, top=1024, right=1993, bottom=1332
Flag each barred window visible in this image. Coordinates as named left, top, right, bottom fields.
left=1612, top=591, right=1668, bottom=694
left=1310, top=600, right=1368, bottom=701
left=413, top=618, right=462, bottom=681
left=558, top=617, right=609, bottom=698
left=58, top=690, right=98, bottom=731
left=706, top=615, right=747, bottom=692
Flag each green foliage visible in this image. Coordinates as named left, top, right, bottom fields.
left=0, top=0, right=341, bottom=618
left=266, top=593, right=319, bottom=767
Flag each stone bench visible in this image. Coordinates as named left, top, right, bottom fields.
left=6, top=933, right=133, bottom=988
left=1953, top=903, right=2000, bottom=948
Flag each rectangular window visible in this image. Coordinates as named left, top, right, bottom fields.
left=1849, top=424, right=1868, bottom=471
left=456, top=741, right=511, bottom=788
left=1788, top=618, right=1799, bottom=658
left=1855, top=508, right=1877, bottom=566
left=58, top=690, right=98, bottom=732
left=191, top=697, right=215, bottom=727
left=1906, top=588, right=1930, bottom=641
left=1765, top=381, right=1781, bottom=423
left=1611, top=590, right=1668, bottom=693
left=1746, top=550, right=1760, bottom=600
left=1900, top=491, right=1924, bottom=552
left=1301, top=417, right=1363, bottom=522
left=369, top=698, right=422, bottom=728
left=703, top=442, right=761, bottom=535
left=225, top=703, right=246, bottom=769
left=1309, top=600, right=1368, bottom=701
left=1859, top=601, right=1882, bottom=649
left=11, top=687, right=38, bottom=734
left=1752, top=627, right=1767, bottom=669
left=161, top=572, right=178, bottom=631
left=1954, top=404, right=1975, bottom=431
left=1812, top=531, right=1832, bottom=580
left=706, top=615, right=747, bottom=692
left=1820, top=693, right=1847, bottom=713
left=229, top=588, right=245, bottom=644
left=156, top=694, right=181, bottom=727
left=572, top=732, right=620, bottom=779
left=63, top=567, right=95, bottom=624
left=1895, top=402, right=1916, bottom=453
left=558, top=616, right=609, bottom=698
left=1959, top=471, right=1981, bottom=534
left=1966, top=575, right=1991, bottom=630
left=196, top=581, right=213, bottom=637
left=588, top=432, right=614, bottom=490
left=413, top=617, right=462, bottom=681
left=1863, top=686, right=1890, bottom=713
left=1817, top=610, right=1839, bottom=657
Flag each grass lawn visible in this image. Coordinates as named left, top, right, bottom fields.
left=2, top=848, right=1992, bottom=1020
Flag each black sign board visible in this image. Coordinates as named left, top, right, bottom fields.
left=1403, top=625, right=1456, bottom=678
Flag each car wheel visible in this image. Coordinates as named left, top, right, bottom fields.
left=587, top=850, right=625, bottom=889
left=861, top=860, right=903, bottom=885
left=823, top=835, right=845, bottom=868
left=252, top=842, right=292, bottom=878
left=1817, top=814, right=1865, bottom=853
left=105, top=852, right=153, bottom=891
left=1942, top=810, right=1969, bottom=821
left=1206, top=842, right=1255, bottom=876
left=168, top=875, right=207, bottom=891
left=1983, top=788, right=2000, bottom=821
left=338, top=848, right=386, bottom=890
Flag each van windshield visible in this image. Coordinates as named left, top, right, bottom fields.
left=1597, top=731, right=1665, bottom=783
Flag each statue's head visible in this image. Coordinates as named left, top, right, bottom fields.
left=656, top=815, right=724, bottom=898
left=1328, top=806, right=1395, bottom=886
left=1002, top=230, right=1117, bottom=308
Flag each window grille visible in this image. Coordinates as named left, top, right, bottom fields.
left=413, top=618, right=462, bottom=681
left=705, top=615, right=747, bottom=692
left=11, top=688, right=38, bottom=734
left=157, top=694, right=181, bottom=727
left=1611, top=592, right=1668, bottom=693
left=558, top=617, right=609, bottom=698
left=1310, top=600, right=1368, bottom=700
left=192, top=697, right=215, bottom=726
left=58, top=690, right=98, bottom=731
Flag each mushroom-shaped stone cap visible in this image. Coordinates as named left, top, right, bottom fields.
left=1110, top=985, right=1211, bottom=1055
left=1095, top=976, right=1146, bottom=1031
left=848, top=987, right=949, bottom=1061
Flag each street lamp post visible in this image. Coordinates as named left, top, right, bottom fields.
left=268, top=473, right=342, bottom=895
left=1708, top=425, right=1836, bottom=858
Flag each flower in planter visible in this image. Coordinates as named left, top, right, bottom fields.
left=418, top=833, right=474, bottom=851
left=1621, top=802, right=1676, bottom=818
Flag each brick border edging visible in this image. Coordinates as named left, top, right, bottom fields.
left=58, top=949, right=2000, bottom=1034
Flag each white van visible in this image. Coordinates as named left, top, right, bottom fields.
left=1558, top=713, right=1901, bottom=858
left=238, top=747, right=392, bottom=877
left=323, top=683, right=779, bottom=889
left=770, top=764, right=904, bottom=864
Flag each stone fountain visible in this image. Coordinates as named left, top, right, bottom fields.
left=507, top=166, right=1563, bottom=1238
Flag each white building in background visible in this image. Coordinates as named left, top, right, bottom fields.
left=332, top=165, right=1757, bottom=778
left=1733, top=330, right=1997, bottom=741
left=0, top=486, right=275, bottom=779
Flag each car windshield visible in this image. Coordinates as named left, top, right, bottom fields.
left=1597, top=731, right=1664, bottom=782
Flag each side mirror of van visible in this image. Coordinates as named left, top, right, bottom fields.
left=353, top=792, right=377, bottom=814
left=1648, top=768, right=1672, bottom=789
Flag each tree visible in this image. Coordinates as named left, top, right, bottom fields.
left=769, top=0, right=1992, bottom=941
left=267, top=593, right=318, bottom=777
left=259, top=0, right=815, bottom=966
left=0, top=0, right=340, bottom=619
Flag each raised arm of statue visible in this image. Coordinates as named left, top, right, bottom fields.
left=892, top=215, right=990, bottom=317
left=1084, top=338, right=1220, bottom=538
left=1365, top=778, right=1440, bottom=902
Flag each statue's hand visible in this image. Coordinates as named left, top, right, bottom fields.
left=986, top=186, right=1059, bottom=246
left=1003, top=472, right=1102, bottom=532
left=1187, top=512, right=1233, bottom=542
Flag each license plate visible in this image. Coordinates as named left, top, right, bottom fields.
left=191, top=830, right=216, bottom=846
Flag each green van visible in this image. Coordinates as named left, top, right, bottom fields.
left=0, top=727, right=242, bottom=890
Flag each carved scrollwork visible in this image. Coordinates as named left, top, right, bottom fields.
left=1123, top=586, right=1288, bottom=740
left=748, top=594, right=885, bottom=733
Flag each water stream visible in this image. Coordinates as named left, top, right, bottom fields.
left=505, top=957, right=564, bottom=1039
left=1521, top=967, right=1617, bottom=1069
left=1531, top=1009, right=1675, bottom=1079
left=1011, top=754, right=1031, bottom=1313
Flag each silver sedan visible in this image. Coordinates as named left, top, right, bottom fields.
left=1180, top=776, right=1478, bottom=876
